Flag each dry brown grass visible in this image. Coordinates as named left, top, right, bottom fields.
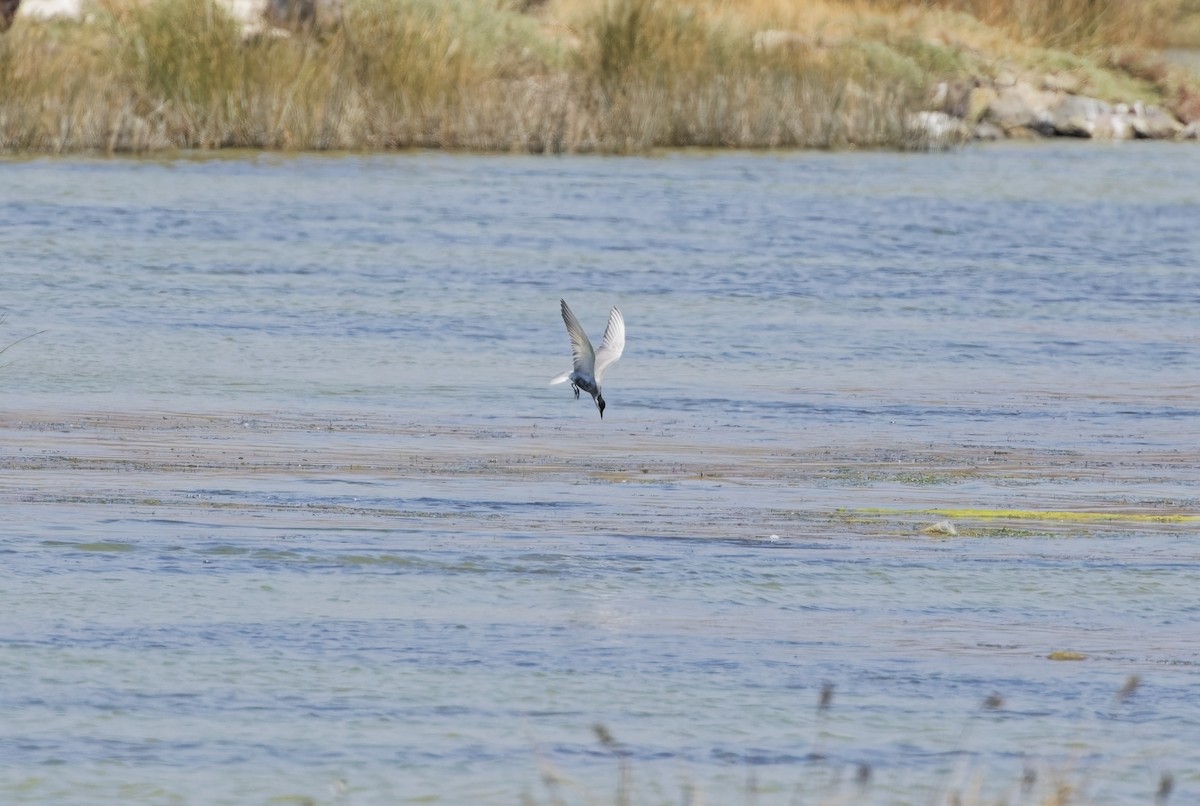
left=0, top=0, right=1193, bottom=153
left=876, top=0, right=1183, bottom=51
left=0, top=0, right=932, bottom=152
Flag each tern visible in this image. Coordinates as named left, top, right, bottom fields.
left=550, top=298, right=625, bottom=418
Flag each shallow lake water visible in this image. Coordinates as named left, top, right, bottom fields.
left=1, top=143, right=1198, bottom=805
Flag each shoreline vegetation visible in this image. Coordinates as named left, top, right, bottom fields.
left=2, top=0, right=1200, bottom=154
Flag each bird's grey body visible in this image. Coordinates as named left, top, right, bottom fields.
left=550, top=299, right=625, bottom=418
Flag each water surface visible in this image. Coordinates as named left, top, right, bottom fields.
left=1, top=143, right=1198, bottom=804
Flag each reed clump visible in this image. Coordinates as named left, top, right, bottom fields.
left=569, top=0, right=925, bottom=150
left=1, top=0, right=563, bottom=150
left=0, top=0, right=1194, bottom=153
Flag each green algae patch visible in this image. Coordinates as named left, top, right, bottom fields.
left=1048, top=651, right=1088, bottom=661
left=41, top=541, right=137, bottom=553
left=923, top=509, right=1200, bottom=524
left=857, top=508, right=1199, bottom=524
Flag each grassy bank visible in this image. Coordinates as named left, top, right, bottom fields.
left=1, top=0, right=1197, bottom=153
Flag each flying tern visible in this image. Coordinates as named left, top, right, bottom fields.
left=550, top=299, right=625, bottom=418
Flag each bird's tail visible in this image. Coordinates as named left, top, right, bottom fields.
left=549, top=371, right=572, bottom=385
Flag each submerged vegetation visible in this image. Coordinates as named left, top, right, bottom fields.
left=0, top=0, right=1198, bottom=153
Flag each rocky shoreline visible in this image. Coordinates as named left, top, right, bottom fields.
left=746, top=30, right=1200, bottom=147
left=909, top=73, right=1200, bottom=147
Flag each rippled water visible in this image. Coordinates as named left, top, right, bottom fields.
left=2, top=144, right=1198, bottom=805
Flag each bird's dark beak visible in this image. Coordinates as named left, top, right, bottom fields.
left=597, top=397, right=605, bottom=418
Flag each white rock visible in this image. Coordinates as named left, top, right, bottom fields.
left=1130, top=104, right=1184, bottom=139
left=17, top=0, right=81, bottom=20
left=1049, top=94, right=1112, bottom=138
left=973, top=121, right=1005, bottom=141
left=906, top=111, right=970, bottom=148
left=984, top=81, right=1057, bottom=133
left=13, top=1, right=341, bottom=35
left=219, top=0, right=263, bottom=26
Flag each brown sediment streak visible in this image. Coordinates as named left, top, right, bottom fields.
left=3, top=408, right=1195, bottom=540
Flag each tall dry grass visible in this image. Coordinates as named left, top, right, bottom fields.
left=567, top=0, right=927, bottom=150
left=894, top=0, right=1183, bottom=51
left=0, top=0, right=932, bottom=152
left=0, top=0, right=1121, bottom=153
left=1, top=0, right=559, bottom=151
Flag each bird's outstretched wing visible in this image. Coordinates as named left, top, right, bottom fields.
left=560, top=299, right=595, bottom=374
left=593, top=307, right=624, bottom=382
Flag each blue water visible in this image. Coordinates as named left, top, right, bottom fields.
left=1, top=143, right=1198, bottom=804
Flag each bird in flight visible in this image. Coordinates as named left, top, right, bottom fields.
left=550, top=299, right=625, bottom=418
